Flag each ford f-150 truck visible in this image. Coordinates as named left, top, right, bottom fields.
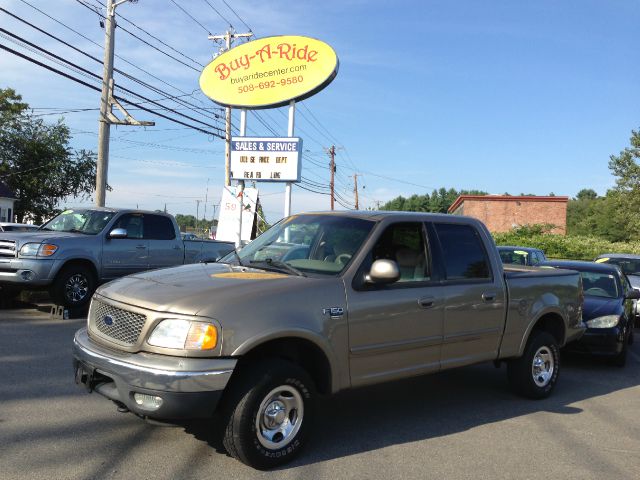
left=72, top=211, right=585, bottom=469
left=0, top=208, right=234, bottom=307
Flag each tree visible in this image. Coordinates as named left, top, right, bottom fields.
left=0, top=87, right=100, bottom=223
left=575, top=188, right=598, bottom=201
left=608, top=128, right=640, bottom=239
left=380, top=188, right=487, bottom=213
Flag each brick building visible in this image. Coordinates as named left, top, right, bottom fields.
left=448, top=195, right=568, bottom=234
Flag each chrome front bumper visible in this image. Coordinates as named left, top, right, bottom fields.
left=72, top=328, right=236, bottom=419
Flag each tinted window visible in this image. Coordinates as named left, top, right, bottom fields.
left=434, top=223, right=491, bottom=280
left=144, top=215, right=176, bottom=240
left=580, top=271, right=619, bottom=298
left=371, top=222, right=430, bottom=282
left=113, top=214, right=144, bottom=239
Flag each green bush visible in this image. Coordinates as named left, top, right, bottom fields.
left=493, top=230, right=640, bottom=261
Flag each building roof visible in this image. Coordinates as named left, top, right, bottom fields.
left=0, top=181, right=16, bottom=199
left=448, top=195, right=569, bottom=213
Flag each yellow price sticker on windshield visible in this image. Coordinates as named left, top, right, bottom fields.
left=595, top=258, right=609, bottom=263
left=514, top=250, right=529, bottom=256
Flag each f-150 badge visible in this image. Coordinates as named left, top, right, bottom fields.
left=322, top=307, right=344, bottom=318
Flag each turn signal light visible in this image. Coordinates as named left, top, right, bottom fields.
left=185, top=323, right=217, bottom=350
left=40, top=244, right=58, bottom=256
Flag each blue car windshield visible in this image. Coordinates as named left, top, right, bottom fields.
left=580, top=271, right=619, bottom=298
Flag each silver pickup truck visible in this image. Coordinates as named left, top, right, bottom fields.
left=72, top=211, right=584, bottom=469
left=0, top=208, right=234, bottom=307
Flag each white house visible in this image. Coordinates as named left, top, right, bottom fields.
left=0, top=181, right=16, bottom=222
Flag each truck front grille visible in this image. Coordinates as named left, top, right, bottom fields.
left=0, top=239, right=16, bottom=258
left=91, top=300, right=147, bottom=345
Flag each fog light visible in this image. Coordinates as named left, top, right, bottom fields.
left=21, top=270, right=35, bottom=281
left=133, top=393, right=163, bottom=410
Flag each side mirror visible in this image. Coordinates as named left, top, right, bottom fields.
left=625, top=289, right=640, bottom=300
left=109, top=228, right=127, bottom=239
left=365, top=259, right=400, bottom=284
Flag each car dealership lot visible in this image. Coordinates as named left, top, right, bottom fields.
left=1, top=304, right=640, bottom=480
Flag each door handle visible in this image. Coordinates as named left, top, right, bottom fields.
left=135, top=245, right=146, bottom=249
left=418, top=297, right=435, bottom=308
left=482, top=292, right=497, bottom=302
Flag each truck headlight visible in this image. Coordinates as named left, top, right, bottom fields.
left=586, top=315, right=620, bottom=328
left=147, top=319, right=218, bottom=350
left=19, top=243, right=58, bottom=257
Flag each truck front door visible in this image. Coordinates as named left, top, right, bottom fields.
left=102, top=213, right=149, bottom=279
left=347, top=222, right=445, bottom=387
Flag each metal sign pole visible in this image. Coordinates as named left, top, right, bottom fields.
left=237, top=108, right=247, bottom=248
left=284, top=100, right=295, bottom=218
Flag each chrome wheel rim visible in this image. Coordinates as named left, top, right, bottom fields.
left=531, top=346, right=554, bottom=387
left=255, top=385, right=304, bottom=450
left=65, top=273, right=88, bottom=303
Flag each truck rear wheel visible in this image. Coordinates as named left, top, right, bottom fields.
left=507, top=331, right=559, bottom=399
left=221, top=358, right=315, bottom=470
left=50, top=265, right=96, bottom=308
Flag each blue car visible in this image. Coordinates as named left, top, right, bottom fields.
left=540, top=260, right=639, bottom=366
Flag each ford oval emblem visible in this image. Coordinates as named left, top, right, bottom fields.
left=103, top=315, right=114, bottom=326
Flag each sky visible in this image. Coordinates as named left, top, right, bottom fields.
left=1, top=0, right=639, bottom=223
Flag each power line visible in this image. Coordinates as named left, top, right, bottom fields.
left=1, top=28, right=225, bottom=136
left=168, top=0, right=212, bottom=35
left=0, top=43, right=220, bottom=136
left=201, top=0, right=233, bottom=27
left=221, top=0, right=252, bottom=33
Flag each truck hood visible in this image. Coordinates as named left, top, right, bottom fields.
left=95, top=262, right=313, bottom=316
left=582, top=296, right=622, bottom=321
left=0, top=230, right=92, bottom=246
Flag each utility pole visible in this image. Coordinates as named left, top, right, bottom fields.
left=195, top=199, right=201, bottom=232
left=353, top=173, right=359, bottom=210
left=208, top=29, right=253, bottom=188
left=328, top=145, right=336, bottom=210
left=95, top=0, right=153, bottom=207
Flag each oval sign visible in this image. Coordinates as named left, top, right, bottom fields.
left=199, top=35, right=339, bottom=109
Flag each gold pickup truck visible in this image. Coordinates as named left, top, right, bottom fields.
left=73, top=211, right=584, bottom=469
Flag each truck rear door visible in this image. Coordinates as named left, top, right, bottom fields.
left=144, top=214, right=183, bottom=270
left=430, top=222, right=507, bottom=368
left=347, top=221, right=445, bottom=387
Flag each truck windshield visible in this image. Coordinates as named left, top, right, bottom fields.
left=221, top=214, right=375, bottom=276
left=40, top=210, right=116, bottom=235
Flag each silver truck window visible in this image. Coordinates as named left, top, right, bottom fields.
left=434, top=223, right=491, bottom=280
left=113, top=214, right=144, bottom=239
left=371, top=222, right=430, bottom=282
left=144, top=215, right=176, bottom=240
left=227, top=214, right=374, bottom=276
left=40, top=210, right=116, bottom=235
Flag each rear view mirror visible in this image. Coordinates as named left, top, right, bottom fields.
left=625, top=289, right=640, bottom=300
left=365, top=259, right=400, bottom=284
left=109, top=228, right=127, bottom=239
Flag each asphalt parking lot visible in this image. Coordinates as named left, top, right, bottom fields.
left=1, top=302, right=639, bottom=480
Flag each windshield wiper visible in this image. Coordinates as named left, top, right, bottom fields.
left=249, top=258, right=306, bottom=277
left=67, top=228, right=89, bottom=235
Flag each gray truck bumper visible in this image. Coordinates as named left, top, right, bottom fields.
left=72, top=328, right=236, bottom=420
left=0, top=257, right=60, bottom=287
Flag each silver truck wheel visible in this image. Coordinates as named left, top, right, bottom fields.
left=507, top=331, right=560, bottom=399
left=531, top=346, right=555, bottom=387
left=255, top=385, right=304, bottom=450
left=222, top=358, right=315, bottom=470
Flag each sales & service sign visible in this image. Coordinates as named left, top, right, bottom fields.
left=230, top=137, right=302, bottom=182
left=200, top=35, right=338, bottom=109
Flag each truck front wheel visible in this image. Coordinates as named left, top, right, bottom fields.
left=50, top=265, right=96, bottom=308
left=221, top=358, right=315, bottom=470
left=507, top=331, right=560, bottom=399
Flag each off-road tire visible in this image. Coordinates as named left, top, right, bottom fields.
left=50, top=264, right=96, bottom=308
left=507, top=331, right=560, bottom=399
left=221, top=358, right=315, bottom=470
